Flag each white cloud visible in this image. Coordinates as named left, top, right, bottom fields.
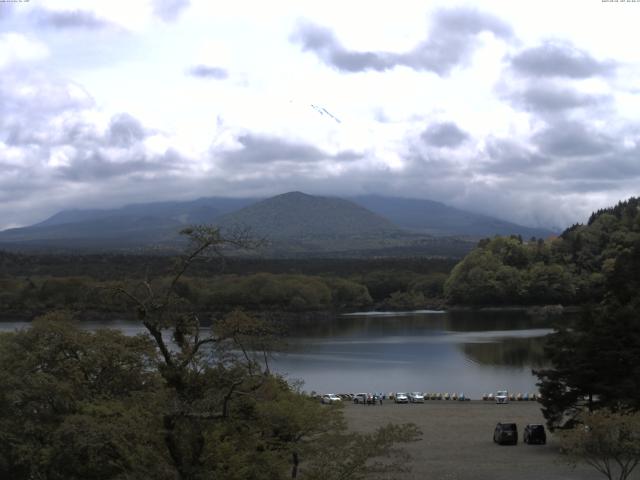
left=0, top=33, right=48, bottom=67
left=1, top=0, right=640, bottom=231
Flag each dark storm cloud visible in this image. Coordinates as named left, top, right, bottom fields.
left=512, top=85, right=610, bottom=113
left=220, top=134, right=361, bottom=166
left=292, top=7, right=512, bottom=75
left=421, top=122, right=469, bottom=147
left=152, top=0, right=190, bottom=22
left=511, top=41, right=616, bottom=78
left=533, top=122, right=613, bottom=157
left=187, top=65, right=229, bottom=79
left=33, top=8, right=114, bottom=29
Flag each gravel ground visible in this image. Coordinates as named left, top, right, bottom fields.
left=342, top=400, right=605, bottom=480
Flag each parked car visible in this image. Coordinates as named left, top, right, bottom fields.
left=495, top=390, right=509, bottom=404
left=353, top=393, right=367, bottom=404
left=408, top=392, right=425, bottom=403
left=394, top=392, right=409, bottom=404
left=493, top=423, right=518, bottom=445
left=523, top=424, right=546, bottom=444
left=321, top=394, right=342, bottom=404
left=353, top=393, right=376, bottom=404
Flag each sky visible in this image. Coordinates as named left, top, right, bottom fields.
left=1, top=0, right=640, bottom=231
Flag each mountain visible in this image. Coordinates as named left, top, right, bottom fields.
left=33, top=197, right=254, bottom=228
left=217, top=192, right=397, bottom=239
left=0, top=197, right=255, bottom=250
left=350, top=195, right=555, bottom=239
left=0, top=192, right=555, bottom=256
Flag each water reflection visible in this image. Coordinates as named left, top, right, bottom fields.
left=461, top=336, right=547, bottom=368
left=274, top=310, right=556, bottom=396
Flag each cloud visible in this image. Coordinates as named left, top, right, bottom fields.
left=0, top=33, right=49, bottom=68
left=220, top=134, right=361, bottom=168
left=0, top=69, right=183, bottom=205
left=421, top=122, right=469, bottom=148
left=108, top=113, right=147, bottom=147
left=54, top=149, right=179, bottom=182
left=152, top=0, right=190, bottom=22
left=480, top=138, right=551, bottom=175
left=292, top=7, right=512, bottom=75
left=187, top=65, right=228, bottom=79
left=533, top=122, right=613, bottom=157
left=0, top=3, right=15, bottom=21
left=510, top=85, right=610, bottom=113
left=33, top=8, right=114, bottom=29
left=511, top=41, right=616, bottom=78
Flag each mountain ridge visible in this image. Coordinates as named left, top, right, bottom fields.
left=0, top=192, right=557, bottom=256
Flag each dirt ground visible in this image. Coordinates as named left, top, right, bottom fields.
left=342, top=400, right=606, bottom=480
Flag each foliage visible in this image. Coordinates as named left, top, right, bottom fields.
left=0, top=226, right=423, bottom=479
left=445, top=198, right=640, bottom=306
left=0, top=312, right=170, bottom=479
left=535, top=238, right=640, bottom=430
left=0, top=259, right=459, bottom=318
left=560, top=409, right=640, bottom=480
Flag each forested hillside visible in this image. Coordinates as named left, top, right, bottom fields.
left=444, top=197, right=640, bottom=306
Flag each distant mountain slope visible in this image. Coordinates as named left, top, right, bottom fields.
left=0, top=197, right=256, bottom=251
left=35, top=197, right=254, bottom=228
left=217, top=192, right=398, bottom=239
left=0, top=192, right=554, bottom=255
left=351, top=195, right=556, bottom=239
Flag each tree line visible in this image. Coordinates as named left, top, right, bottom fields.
left=444, top=197, right=640, bottom=306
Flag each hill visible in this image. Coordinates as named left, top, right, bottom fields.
left=444, top=196, right=640, bottom=306
left=0, top=197, right=255, bottom=251
left=217, top=192, right=398, bottom=239
left=350, top=195, right=555, bottom=239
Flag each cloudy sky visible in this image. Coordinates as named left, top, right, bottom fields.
left=1, top=0, right=640, bottom=230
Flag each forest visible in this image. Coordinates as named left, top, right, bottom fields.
left=2, top=198, right=640, bottom=321
left=0, top=254, right=454, bottom=320
left=444, top=198, right=640, bottom=306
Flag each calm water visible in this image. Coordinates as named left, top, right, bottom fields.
left=0, top=309, right=554, bottom=398
left=274, top=309, right=553, bottom=397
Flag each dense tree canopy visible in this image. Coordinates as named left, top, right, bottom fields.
left=445, top=197, right=640, bottom=306
left=0, top=227, right=421, bottom=479
left=535, top=237, right=640, bottom=430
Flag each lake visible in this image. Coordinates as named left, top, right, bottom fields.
left=274, top=309, right=554, bottom=397
left=0, top=309, right=555, bottom=398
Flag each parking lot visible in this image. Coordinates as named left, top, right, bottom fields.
left=342, top=400, right=603, bottom=480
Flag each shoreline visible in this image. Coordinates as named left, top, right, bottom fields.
left=0, top=303, right=577, bottom=323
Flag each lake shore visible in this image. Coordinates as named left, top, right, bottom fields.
left=341, top=400, right=600, bottom=480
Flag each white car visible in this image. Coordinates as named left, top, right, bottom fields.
left=321, top=394, right=342, bottom=404
left=394, top=392, right=409, bottom=403
left=495, top=390, right=509, bottom=404
left=408, top=392, right=425, bottom=403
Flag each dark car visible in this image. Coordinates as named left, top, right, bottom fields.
left=493, top=422, right=518, bottom=445
left=524, top=424, right=546, bottom=444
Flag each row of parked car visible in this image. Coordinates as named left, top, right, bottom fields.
left=485, top=391, right=541, bottom=403
left=321, top=392, right=451, bottom=404
left=321, top=390, right=539, bottom=404
left=493, top=423, right=547, bottom=445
